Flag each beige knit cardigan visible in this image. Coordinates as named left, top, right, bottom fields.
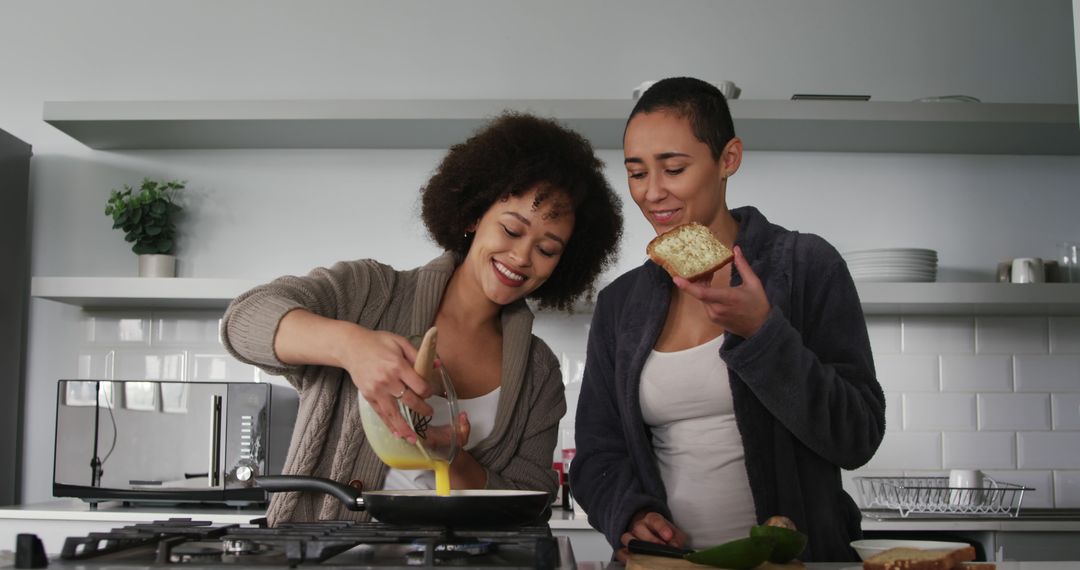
left=221, top=253, right=565, bottom=524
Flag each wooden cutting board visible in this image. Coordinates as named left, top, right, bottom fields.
left=626, top=554, right=806, bottom=570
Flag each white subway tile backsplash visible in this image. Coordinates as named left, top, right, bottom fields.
left=84, top=313, right=149, bottom=344
left=120, top=381, right=160, bottom=412
left=1014, top=355, right=1080, bottom=392
left=152, top=312, right=223, bottom=345
left=943, top=432, right=1016, bottom=469
left=74, top=306, right=1080, bottom=514
left=977, top=393, right=1051, bottom=431
left=940, top=355, right=1013, bottom=392
left=904, top=393, right=976, bottom=431
left=981, top=470, right=1053, bottom=509
left=884, top=392, right=902, bottom=433
left=866, top=316, right=901, bottom=354
left=557, top=351, right=587, bottom=385
left=114, top=350, right=186, bottom=381
left=863, top=432, right=942, bottom=470
left=1053, top=470, right=1080, bottom=507
left=190, top=352, right=258, bottom=381
left=875, top=354, right=939, bottom=392
left=259, top=370, right=300, bottom=387
left=902, top=316, right=975, bottom=354
left=976, top=317, right=1048, bottom=354
left=61, top=380, right=117, bottom=409
left=1019, top=433, right=1080, bottom=469
left=76, top=350, right=114, bottom=379
left=1051, top=393, right=1080, bottom=430
left=1050, top=317, right=1080, bottom=354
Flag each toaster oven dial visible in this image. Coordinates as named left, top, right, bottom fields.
left=236, top=465, right=254, bottom=482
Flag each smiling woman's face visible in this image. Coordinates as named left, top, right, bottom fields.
left=623, top=109, right=729, bottom=235
left=461, top=186, right=575, bottom=306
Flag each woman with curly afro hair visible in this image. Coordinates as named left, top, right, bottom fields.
left=222, top=112, right=623, bottom=524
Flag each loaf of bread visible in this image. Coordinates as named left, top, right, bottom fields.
left=862, top=545, right=979, bottom=570
left=647, top=222, right=734, bottom=281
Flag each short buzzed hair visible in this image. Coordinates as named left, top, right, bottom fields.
left=626, top=77, right=736, bottom=161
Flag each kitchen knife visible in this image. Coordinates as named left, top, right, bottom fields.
left=627, top=539, right=695, bottom=558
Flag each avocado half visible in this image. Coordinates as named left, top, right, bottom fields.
left=749, top=524, right=808, bottom=563
left=684, top=536, right=775, bottom=570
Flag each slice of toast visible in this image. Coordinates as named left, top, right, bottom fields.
left=862, top=545, right=978, bottom=570
left=647, top=222, right=734, bottom=281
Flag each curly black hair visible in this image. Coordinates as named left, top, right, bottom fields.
left=421, top=112, right=623, bottom=311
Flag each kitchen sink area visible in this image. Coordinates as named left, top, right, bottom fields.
left=862, top=508, right=1080, bottom=521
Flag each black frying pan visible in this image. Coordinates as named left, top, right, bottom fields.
left=255, top=475, right=551, bottom=527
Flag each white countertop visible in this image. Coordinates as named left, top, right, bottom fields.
left=585, top=564, right=1080, bottom=570
left=0, top=499, right=263, bottom=524
left=5, top=501, right=1078, bottom=532
left=860, top=512, right=1080, bottom=532
left=0, top=499, right=595, bottom=530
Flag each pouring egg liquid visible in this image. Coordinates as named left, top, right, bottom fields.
left=358, top=326, right=458, bottom=496
left=375, top=452, right=452, bottom=496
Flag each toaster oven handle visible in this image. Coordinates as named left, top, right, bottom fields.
left=209, top=395, right=222, bottom=487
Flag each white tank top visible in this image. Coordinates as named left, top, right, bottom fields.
left=383, top=387, right=501, bottom=490
left=639, top=334, right=757, bottom=548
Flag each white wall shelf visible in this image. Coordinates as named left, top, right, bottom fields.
left=43, top=99, right=1080, bottom=155
left=30, top=277, right=260, bottom=310
left=856, top=282, right=1080, bottom=315
left=31, top=277, right=1080, bottom=315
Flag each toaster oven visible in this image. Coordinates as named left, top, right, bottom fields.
left=53, top=379, right=297, bottom=505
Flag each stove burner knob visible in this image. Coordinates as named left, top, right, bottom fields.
left=15, top=534, right=47, bottom=568
left=224, top=539, right=257, bottom=555
left=236, top=465, right=254, bottom=482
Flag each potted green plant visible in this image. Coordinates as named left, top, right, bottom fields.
left=104, top=178, right=185, bottom=277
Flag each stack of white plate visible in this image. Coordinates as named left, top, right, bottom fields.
left=842, top=248, right=938, bottom=282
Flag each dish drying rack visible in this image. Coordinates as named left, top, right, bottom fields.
left=855, top=476, right=1032, bottom=517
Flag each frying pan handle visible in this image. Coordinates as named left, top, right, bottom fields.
left=254, top=475, right=366, bottom=511
left=627, top=539, right=694, bottom=558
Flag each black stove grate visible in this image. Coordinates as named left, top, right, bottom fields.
left=57, top=518, right=560, bottom=569
left=60, top=519, right=237, bottom=561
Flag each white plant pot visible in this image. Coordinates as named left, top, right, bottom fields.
left=137, top=254, right=176, bottom=278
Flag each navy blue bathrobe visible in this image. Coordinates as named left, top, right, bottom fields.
left=569, top=206, right=886, bottom=562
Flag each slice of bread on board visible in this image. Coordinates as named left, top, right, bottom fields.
left=647, top=222, right=734, bottom=281
left=862, top=545, right=981, bottom=570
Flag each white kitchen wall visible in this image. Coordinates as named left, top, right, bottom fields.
left=3, top=0, right=1080, bottom=504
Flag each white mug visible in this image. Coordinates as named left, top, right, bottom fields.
left=632, top=81, right=657, bottom=101
left=1011, top=257, right=1044, bottom=284
left=714, top=80, right=741, bottom=100
left=1060, top=242, right=1080, bottom=283
left=948, top=469, right=984, bottom=506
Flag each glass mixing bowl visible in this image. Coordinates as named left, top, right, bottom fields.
left=358, top=351, right=460, bottom=471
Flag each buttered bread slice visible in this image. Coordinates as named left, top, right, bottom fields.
left=647, top=222, right=734, bottom=281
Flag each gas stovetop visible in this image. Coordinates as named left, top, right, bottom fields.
left=3, top=519, right=575, bottom=570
